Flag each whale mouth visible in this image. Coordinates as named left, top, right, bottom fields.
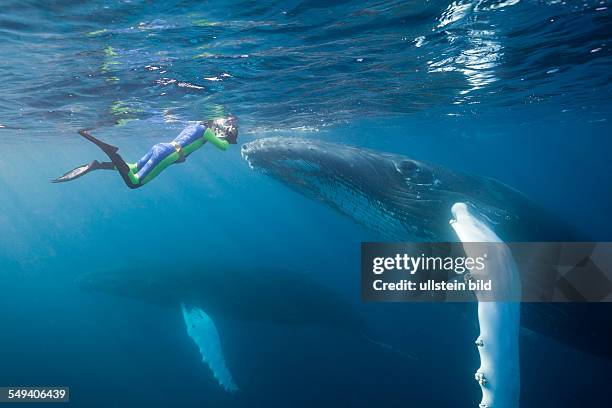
left=241, top=137, right=349, bottom=164
left=242, top=138, right=329, bottom=191
left=241, top=137, right=305, bottom=171
left=240, top=142, right=256, bottom=170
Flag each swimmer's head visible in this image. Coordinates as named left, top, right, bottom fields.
left=205, top=116, right=238, bottom=144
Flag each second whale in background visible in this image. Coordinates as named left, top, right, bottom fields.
left=78, top=265, right=402, bottom=392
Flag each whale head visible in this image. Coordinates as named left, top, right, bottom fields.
left=76, top=269, right=182, bottom=307
left=241, top=137, right=414, bottom=185
left=241, top=137, right=585, bottom=242
left=241, top=137, right=470, bottom=240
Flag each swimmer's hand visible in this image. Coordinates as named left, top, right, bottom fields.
left=205, top=116, right=238, bottom=144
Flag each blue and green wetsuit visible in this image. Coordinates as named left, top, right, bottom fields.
left=53, top=121, right=235, bottom=188
left=126, top=123, right=229, bottom=186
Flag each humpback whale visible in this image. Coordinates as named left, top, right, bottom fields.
left=78, top=265, right=392, bottom=392
left=241, top=137, right=612, bottom=359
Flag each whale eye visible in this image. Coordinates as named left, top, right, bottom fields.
left=396, top=160, right=434, bottom=185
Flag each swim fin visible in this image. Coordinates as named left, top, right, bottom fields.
left=78, top=129, right=120, bottom=154
left=77, top=129, right=140, bottom=189
left=52, top=160, right=115, bottom=183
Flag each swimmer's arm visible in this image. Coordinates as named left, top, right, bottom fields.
left=203, top=127, right=229, bottom=150
left=181, top=128, right=228, bottom=157
left=181, top=125, right=230, bottom=157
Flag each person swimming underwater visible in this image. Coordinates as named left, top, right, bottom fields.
left=53, top=117, right=238, bottom=189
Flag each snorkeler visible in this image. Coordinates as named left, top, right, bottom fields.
left=52, top=117, right=238, bottom=189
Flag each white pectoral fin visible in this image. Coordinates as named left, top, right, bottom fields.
left=450, top=202, right=502, bottom=243
left=181, top=303, right=238, bottom=393
left=450, top=203, right=521, bottom=298
left=450, top=203, right=521, bottom=408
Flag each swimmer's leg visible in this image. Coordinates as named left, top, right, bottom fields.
left=52, top=160, right=115, bottom=183
left=135, top=149, right=154, bottom=172
left=134, top=145, right=166, bottom=181
left=77, top=129, right=141, bottom=189
left=134, top=143, right=176, bottom=184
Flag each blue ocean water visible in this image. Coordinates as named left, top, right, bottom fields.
left=0, top=0, right=611, bottom=407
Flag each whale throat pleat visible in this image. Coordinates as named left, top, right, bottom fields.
left=181, top=303, right=238, bottom=393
